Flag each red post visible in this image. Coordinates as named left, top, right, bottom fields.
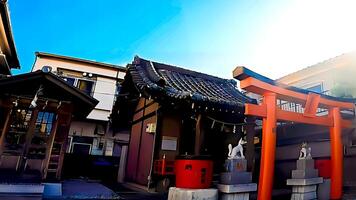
left=329, top=107, right=343, bottom=199
left=257, top=92, right=277, bottom=200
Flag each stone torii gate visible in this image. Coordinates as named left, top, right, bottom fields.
left=233, top=67, right=355, bottom=200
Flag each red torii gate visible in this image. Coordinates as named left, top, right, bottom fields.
left=233, top=67, right=355, bottom=200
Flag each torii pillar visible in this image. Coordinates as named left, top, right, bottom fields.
left=233, top=67, right=354, bottom=200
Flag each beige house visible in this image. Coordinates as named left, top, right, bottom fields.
left=275, top=52, right=356, bottom=190
left=278, top=51, right=356, bottom=97
left=32, top=52, right=128, bottom=160
left=0, top=0, right=20, bottom=75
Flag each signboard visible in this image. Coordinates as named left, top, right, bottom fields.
left=161, top=136, right=177, bottom=151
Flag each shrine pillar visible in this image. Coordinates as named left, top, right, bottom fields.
left=257, top=92, right=277, bottom=200
left=329, top=107, right=343, bottom=199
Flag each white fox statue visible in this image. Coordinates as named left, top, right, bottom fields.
left=227, top=138, right=245, bottom=159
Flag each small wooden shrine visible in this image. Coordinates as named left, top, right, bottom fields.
left=112, top=56, right=256, bottom=190
left=0, top=70, right=98, bottom=182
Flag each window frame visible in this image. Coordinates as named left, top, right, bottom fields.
left=62, top=76, right=96, bottom=96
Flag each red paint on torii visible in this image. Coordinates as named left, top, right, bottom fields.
left=233, top=67, right=355, bottom=200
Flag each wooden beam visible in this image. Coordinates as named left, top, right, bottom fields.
left=245, top=116, right=255, bottom=173
left=20, top=110, right=39, bottom=171
left=240, top=77, right=354, bottom=109
left=56, top=112, right=72, bottom=179
left=245, top=103, right=351, bottom=128
left=42, top=113, right=60, bottom=179
left=194, top=114, right=204, bottom=155
left=303, top=93, right=320, bottom=117
left=245, top=103, right=267, bottom=117
left=0, top=106, right=13, bottom=157
left=277, top=109, right=332, bottom=127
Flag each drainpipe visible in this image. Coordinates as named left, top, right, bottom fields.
left=147, top=108, right=160, bottom=191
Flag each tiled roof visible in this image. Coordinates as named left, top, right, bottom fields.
left=127, top=56, right=254, bottom=111
left=0, top=70, right=98, bottom=118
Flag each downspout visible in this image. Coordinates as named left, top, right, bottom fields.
left=110, top=69, right=120, bottom=137
left=147, top=107, right=161, bottom=191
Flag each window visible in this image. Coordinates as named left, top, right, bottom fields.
left=58, top=68, right=96, bottom=97
left=71, top=136, right=93, bottom=155
left=63, top=77, right=95, bottom=96
left=35, top=112, right=55, bottom=136
left=72, top=143, right=92, bottom=155
left=306, top=84, right=322, bottom=93
left=64, top=77, right=76, bottom=86
left=113, top=83, right=122, bottom=103
left=77, top=79, right=94, bottom=96
left=4, top=108, right=32, bottom=153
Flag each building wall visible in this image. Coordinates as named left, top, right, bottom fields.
left=274, top=53, right=356, bottom=186
left=32, top=56, right=125, bottom=121
left=126, top=98, right=159, bottom=185
left=33, top=56, right=125, bottom=79
left=278, top=52, right=356, bottom=96
left=157, top=114, right=181, bottom=161
left=32, top=55, right=127, bottom=158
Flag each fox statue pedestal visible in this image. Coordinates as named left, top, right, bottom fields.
left=218, top=158, right=257, bottom=200
left=287, top=143, right=323, bottom=200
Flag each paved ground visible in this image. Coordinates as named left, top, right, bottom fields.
left=110, top=183, right=167, bottom=200
left=61, top=179, right=119, bottom=199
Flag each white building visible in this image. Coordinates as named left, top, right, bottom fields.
left=32, top=52, right=128, bottom=158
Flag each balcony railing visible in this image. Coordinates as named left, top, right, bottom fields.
left=277, top=90, right=331, bottom=116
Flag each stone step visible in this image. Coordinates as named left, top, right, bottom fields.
left=168, top=187, right=218, bottom=200
left=0, top=183, right=44, bottom=196
left=286, top=177, right=323, bottom=186
left=217, top=183, right=257, bottom=193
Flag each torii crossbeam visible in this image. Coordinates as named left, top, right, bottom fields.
left=233, top=67, right=355, bottom=200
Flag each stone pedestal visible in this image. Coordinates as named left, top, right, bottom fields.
left=218, top=158, right=257, bottom=200
left=287, top=159, right=323, bottom=200
left=168, top=187, right=218, bottom=200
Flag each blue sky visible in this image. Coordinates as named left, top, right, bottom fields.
left=8, top=0, right=356, bottom=79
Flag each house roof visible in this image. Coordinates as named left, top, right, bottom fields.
left=125, top=56, right=254, bottom=111
left=0, top=70, right=98, bottom=118
left=0, top=0, right=20, bottom=73
left=234, top=66, right=356, bottom=104
left=35, top=52, right=126, bottom=71
left=277, top=51, right=356, bottom=85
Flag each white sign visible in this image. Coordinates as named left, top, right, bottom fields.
left=161, top=136, right=177, bottom=151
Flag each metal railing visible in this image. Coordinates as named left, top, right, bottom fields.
left=276, top=90, right=331, bottom=116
